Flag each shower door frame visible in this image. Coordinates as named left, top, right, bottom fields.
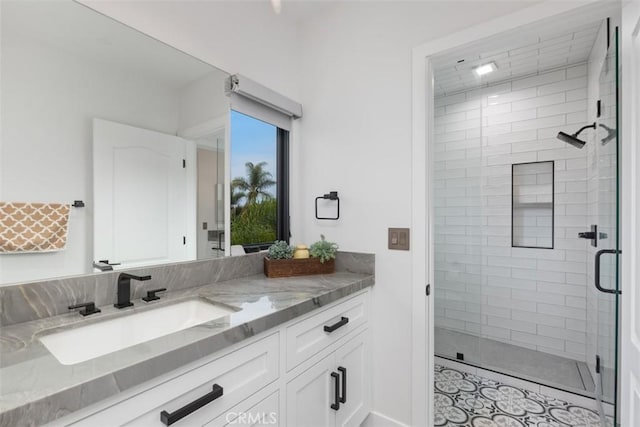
left=410, top=2, right=627, bottom=426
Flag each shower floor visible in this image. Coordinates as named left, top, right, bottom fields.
left=435, top=327, right=596, bottom=397
left=434, top=363, right=606, bottom=427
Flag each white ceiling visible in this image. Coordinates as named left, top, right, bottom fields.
left=278, top=0, right=338, bottom=24
left=432, top=20, right=602, bottom=97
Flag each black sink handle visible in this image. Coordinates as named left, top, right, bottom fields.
left=68, top=302, right=101, bottom=316
left=143, top=288, right=167, bottom=302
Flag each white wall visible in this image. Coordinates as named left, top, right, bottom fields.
left=433, top=65, right=591, bottom=361
left=293, top=2, right=541, bottom=424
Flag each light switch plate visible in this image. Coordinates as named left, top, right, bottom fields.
left=388, top=228, right=410, bottom=250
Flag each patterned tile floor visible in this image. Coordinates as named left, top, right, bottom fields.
left=434, top=364, right=603, bottom=427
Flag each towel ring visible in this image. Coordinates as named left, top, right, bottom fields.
left=315, top=191, right=339, bottom=220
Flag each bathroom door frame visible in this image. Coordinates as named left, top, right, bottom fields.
left=620, top=2, right=640, bottom=426
left=410, top=1, right=627, bottom=426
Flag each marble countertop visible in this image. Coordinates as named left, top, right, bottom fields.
left=0, top=271, right=374, bottom=426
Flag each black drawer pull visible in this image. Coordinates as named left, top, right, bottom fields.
left=160, top=384, right=223, bottom=426
left=330, top=372, right=340, bottom=411
left=324, top=316, right=349, bottom=333
left=338, top=366, right=347, bottom=403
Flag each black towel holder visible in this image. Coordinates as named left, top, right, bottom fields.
left=72, top=200, right=85, bottom=208
left=315, top=191, right=339, bottom=220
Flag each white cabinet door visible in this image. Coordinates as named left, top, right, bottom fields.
left=335, top=329, right=370, bottom=427
left=285, top=327, right=371, bottom=427
left=286, top=354, right=337, bottom=427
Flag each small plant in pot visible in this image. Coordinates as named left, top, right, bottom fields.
left=267, top=240, right=294, bottom=260
left=264, top=235, right=338, bottom=278
left=309, top=234, right=338, bottom=263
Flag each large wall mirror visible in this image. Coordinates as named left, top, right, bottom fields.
left=0, top=1, right=231, bottom=285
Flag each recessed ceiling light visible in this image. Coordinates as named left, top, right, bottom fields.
left=473, top=62, right=497, bottom=77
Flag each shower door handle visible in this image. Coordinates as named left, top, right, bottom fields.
left=595, top=249, right=621, bottom=294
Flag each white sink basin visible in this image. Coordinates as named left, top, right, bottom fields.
left=40, top=299, right=236, bottom=365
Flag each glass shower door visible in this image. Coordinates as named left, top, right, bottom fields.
left=594, top=24, right=620, bottom=426
left=432, top=85, right=484, bottom=368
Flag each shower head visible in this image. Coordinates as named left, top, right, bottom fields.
left=557, top=131, right=587, bottom=148
left=556, top=122, right=596, bottom=149
left=599, top=123, right=616, bottom=145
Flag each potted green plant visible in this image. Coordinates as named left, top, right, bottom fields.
left=264, top=235, right=338, bottom=278
left=309, top=234, right=338, bottom=263
left=267, top=240, right=294, bottom=260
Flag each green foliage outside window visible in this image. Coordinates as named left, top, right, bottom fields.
left=230, top=161, right=277, bottom=246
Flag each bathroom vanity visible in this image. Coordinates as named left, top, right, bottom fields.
left=56, top=289, right=370, bottom=427
left=0, top=252, right=374, bottom=427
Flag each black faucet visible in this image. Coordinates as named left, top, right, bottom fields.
left=115, top=273, right=151, bottom=308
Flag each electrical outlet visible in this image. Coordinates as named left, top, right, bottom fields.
left=388, top=228, right=410, bottom=250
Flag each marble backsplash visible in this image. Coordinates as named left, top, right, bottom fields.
left=0, top=251, right=374, bottom=326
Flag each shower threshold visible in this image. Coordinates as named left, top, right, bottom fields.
left=435, top=327, right=596, bottom=398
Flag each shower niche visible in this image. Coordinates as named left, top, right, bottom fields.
left=511, top=161, right=554, bottom=249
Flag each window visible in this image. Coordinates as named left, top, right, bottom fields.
left=230, top=111, right=289, bottom=252
left=226, top=74, right=301, bottom=253
left=512, top=161, right=554, bottom=249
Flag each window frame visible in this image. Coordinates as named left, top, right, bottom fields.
left=229, top=112, right=290, bottom=253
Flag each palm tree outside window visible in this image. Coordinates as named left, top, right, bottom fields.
left=230, top=111, right=289, bottom=251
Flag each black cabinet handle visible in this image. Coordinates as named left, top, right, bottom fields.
left=324, top=316, right=349, bottom=333
left=160, top=384, right=223, bottom=426
left=338, top=366, right=347, bottom=403
left=595, top=249, right=621, bottom=294
left=330, top=372, right=340, bottom=411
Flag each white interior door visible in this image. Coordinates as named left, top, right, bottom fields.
left=93, top=118, right=195, bottom=269
left=621, top=2, right=640, bottom=426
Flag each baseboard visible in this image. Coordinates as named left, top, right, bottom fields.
left=361, top=411, right=410, bottom=427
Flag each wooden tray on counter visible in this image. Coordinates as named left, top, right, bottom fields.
left=263, top=257, right=335, bottom=278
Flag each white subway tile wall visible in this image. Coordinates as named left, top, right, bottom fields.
left=434, top=64, right=590, bottom=361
